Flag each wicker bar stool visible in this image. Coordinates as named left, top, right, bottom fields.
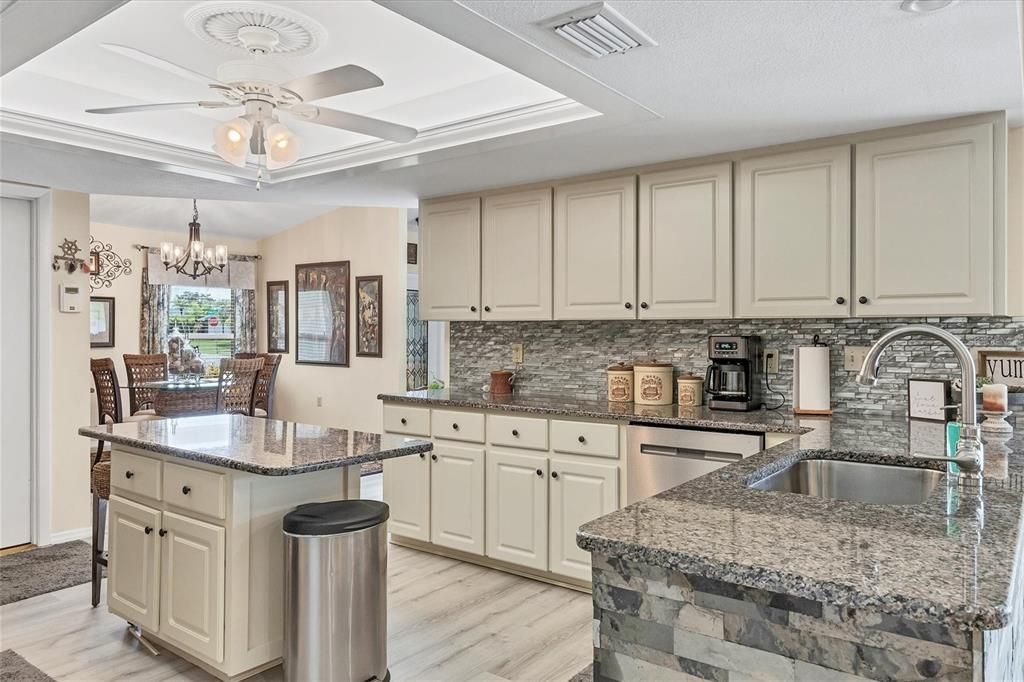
left=235, top=353, right=282, bottom=418
left=216, top=357, right=264, bottom=416
left=123, top=353, right=168, bottom=416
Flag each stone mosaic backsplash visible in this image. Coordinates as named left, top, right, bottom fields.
left=449, top=317, right=1024, bottom=416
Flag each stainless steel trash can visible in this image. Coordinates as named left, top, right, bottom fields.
left=283, top=500, right=389, bottom=682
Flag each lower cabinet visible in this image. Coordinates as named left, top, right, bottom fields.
left=382, top=452, right=431, bottom=541
left=486, top=449, right=549, bottom=571
left=108, top=495, right=161, bottom=632
left=430, top=441, right=485, bottom=555
left=548, top=459, right=619, bottom=581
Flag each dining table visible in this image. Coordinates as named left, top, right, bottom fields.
left=136, top=378, right=221, bottom=417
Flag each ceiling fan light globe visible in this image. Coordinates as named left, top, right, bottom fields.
left=264, top=122, right=301, bottom=169
left=213, top=117, right=252, bottom=167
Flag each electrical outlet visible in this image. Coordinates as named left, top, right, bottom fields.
left=764, top=349, right=779, bottom=374
left=316, top=396, right=323, bottom=407
left=511, top=343, right=524, bottom=364
left=843, top=346, right=871, bottom=371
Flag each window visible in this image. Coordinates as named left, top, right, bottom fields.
left=167, top=286, right=236, bottom=363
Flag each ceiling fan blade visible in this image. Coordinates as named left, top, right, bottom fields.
left=280, top=65, right=383, bottom=102
left=101, top=43, right=225, bottom=87
left=290, top=105, right=417, bottom=143
left=86, top=101, right=235, bottom=115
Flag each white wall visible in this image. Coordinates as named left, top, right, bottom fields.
left=257, top=207, right=407, bottom=433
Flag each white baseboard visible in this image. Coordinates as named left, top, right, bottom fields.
left=49, top=526, right=91, bottom=545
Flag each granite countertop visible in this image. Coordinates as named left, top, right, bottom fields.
left=577, top=414, right=1024, bottom=631
left=79, top=414, right=432, bottom=475
left=379, top=389, right=810, bottom=435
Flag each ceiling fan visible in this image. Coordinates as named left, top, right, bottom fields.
left=85, top=29, right=418, bottom=174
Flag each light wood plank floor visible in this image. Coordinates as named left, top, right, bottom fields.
left=0, top=474, right=593, bottom=682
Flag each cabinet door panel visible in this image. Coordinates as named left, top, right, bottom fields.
left=736, top=146, right=851, bottom=317
left=107, top=495, right=161, bottom=632
left=855, top=123, right=994, bottom=316
left=482, top=188, right=553, bottom=320
left=430, top=442, right=485, bottom=555
left=382, top=450, right=430, bottom=541
left=549, top=459, right=618, bottom=581
left=639, top=163, right=732, bottom=318
left=159, top=511, right=225, bottom=663
left=419, top=197, right=481, bottom=321
left=485, top=449, right=548, bottom=571
left=554, top=176, right=636, bottom=319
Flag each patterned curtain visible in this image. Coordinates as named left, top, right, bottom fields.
left=233, top=288, right=257, bottom=354
left=139, top=254, right=171, bottom=354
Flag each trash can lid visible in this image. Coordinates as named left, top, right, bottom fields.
left=283, top=500, right=390, bottom=536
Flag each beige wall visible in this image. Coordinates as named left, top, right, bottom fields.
left=257, top=207, right=408, bottom=433
left=1008, top=127, right=1023, bottom=315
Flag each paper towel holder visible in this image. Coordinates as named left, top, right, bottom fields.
left=793, top=335, right=833, bottom=415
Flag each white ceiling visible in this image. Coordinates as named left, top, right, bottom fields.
left=90, top=194, right=333, bottom=239
left=1, top=0, right=1021, bottom=219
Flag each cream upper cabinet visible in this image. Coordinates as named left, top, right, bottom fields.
left=554, top=176, right=637, bottom=319
left=638, top=163, right=732, bottom=319
left=736, top=145, right=852, bottom=318
left=419, top=197, right=481, bottom=321
left=548, top=458, right=618, bottom=581
left=854, top=123, right=996, bottom=316
left=429, top=442, right=485, bottom=555
left=481, top=189, right=553, bottom=320
left=485, top=448, right=548, bottom=571
left=107, top=495, right=162, bottom=632
left=382, top=453, right=430, bottom=542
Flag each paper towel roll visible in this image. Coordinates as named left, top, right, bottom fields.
left=794, top=345, right=831, bottom=414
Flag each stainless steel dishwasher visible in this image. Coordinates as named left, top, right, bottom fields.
left=626, top=424, right=765, bottom=503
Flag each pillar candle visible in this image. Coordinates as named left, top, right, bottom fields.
left=982, top=383, right=1008, bottom=412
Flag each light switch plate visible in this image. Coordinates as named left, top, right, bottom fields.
left=844, top=346, right=871, bottom=371
left=511, top=343, right=524, bottom=364
left=764, top=349, right=779, bottom=374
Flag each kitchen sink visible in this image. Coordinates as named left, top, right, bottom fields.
left=748, top=458, right=944, bottom=505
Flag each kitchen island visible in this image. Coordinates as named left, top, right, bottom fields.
left=79, top=414, right=431, bottom=681
left=577, top=417, right=1023, bottom=681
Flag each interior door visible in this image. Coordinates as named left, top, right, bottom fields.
left=548, top=459, right=618, bottom=581
left=382, top=451, right=431, bottom=541
left=429, top=442, right=485, bottom=555
left=485, top=448, right=548, bottom=571
left=107, top=495, right=162, bottom=632
left=481, top=188, right=553, bottom=320
left=1, top=198, right=32, bottom=548
left=419, top=197, right=481, bottom=321
left=159, top=510, right=226, bottom=663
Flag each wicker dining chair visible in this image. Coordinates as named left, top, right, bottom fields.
left=123, top=353, right=168, bottom=416
left=216, top=357, right=264, bottom=416
left=235, top=352, right=282, bottom=418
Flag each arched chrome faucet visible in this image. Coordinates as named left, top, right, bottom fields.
left=856, top=324, right=983, bottom=477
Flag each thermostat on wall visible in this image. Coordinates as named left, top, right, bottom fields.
left=59, top=283, right=83, bottom=313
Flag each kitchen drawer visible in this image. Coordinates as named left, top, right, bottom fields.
left=487, top=414, right=548, bottom=451
left=383, top=404, right=431, bottom=437
left=550, top=420, right=619, bottom=459
left=163, top=462, right=227, bottom=520
left=432, top=409, right=485, bottom=443
left=111, top=451, right=162, bottom=500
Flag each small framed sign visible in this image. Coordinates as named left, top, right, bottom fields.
left=978, top=350, right=1024, bottom=388
left=907, top=378, right=952, bottom=422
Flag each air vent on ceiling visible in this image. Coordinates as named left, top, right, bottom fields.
left=545, top=3, right=655, bottom=58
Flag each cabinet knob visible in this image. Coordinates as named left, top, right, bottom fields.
left=536, top=469, right=543, bottom=477
left=181, top=485, right=191, bottom=496
left=484, top=306, right=491, bottom=312
left=144, top=526, right=153, bottom=535
left=125, top=470, right=134, bottom=479
left=640, top=302, right=649, bottom=310
left=511, top=429, right=519, bottom=437
left=835, top=297, right=845, bottom=305
left=158, top=529, right=167, bottom=537
left=470, top=306, right=477, bottom=312
left=578, top=435, right=586, bottom=444
left=624, top=302, right=633, bottom=310
left=859, top=296, right=868, bottom=304
left=452, top=423, right=459, bottom=431
left=400, top=418, right=407, bottom=425
left=419, top=452, right=426, bottom=459
left=431, top=454, right=438, bottom=461
left=551, top=471, right=559, bottom=480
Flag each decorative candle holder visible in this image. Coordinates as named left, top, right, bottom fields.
left=980, top=410, right=1013, bottom=434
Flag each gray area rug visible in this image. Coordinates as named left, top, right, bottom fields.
left=0, top=650, right=55, bottom=681
left=0, top=541, right=92, bottom=605
left=569, top=663, right=594, bottom=682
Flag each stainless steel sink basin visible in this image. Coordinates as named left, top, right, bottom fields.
left=749, top=459, right=944, bottom=505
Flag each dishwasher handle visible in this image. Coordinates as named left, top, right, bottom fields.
left=639, top=443, right=743, bottom=463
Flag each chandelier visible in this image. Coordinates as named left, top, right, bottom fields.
left=159, top=200, right=228, bottom=280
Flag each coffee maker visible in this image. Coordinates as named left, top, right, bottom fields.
left=705, top=335, right=763, bottom=411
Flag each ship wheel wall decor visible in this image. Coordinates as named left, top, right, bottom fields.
left=89, top=237, right=133, bottom=291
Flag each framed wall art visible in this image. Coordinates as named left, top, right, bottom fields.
left=907, top=378, right=952, bottom=422
left=407, top=243, right=418, bottom=265
left=356, top=275, right=383, bottom=358
left=295, top=261, right=349, bottom=367
left=266, top=280, right=289, bottom=353
left=978, top=350, right=1024, bottom=388
left=90, top=296, right=115, bottom=348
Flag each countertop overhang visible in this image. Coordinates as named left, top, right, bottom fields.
left=80, top=414, right=432, bottom=476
